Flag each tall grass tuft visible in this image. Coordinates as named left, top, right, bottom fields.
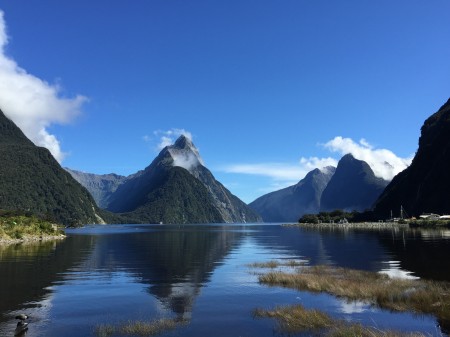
left=94, top=318, right=185, bottom=337
left=254, top=304, right=333, bottom=332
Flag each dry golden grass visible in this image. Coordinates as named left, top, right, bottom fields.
left=94, top=318, right=185, bottom=337
left=254, top=304, right=427, bottom=336
left=258, top=265, right=450, bottom=325
left=254, top=304, right=333, bottom=332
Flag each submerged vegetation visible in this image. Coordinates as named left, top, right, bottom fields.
left=0, top=210, right=64, bottom=242
left=250, top=261, right=450, bottom=334
left=254, top=304, right=425, bottom=336
left=94, top=318, right=186, bottom=337
left=255, top=264, right=450, bottom=330
left=254, top=304, right=333, bottom=332
left=247, top=259, right=306, bottom=269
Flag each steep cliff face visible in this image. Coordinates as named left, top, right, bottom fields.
left=374, top=98, right=450, bottom=217
left=320, top=154, right=388, bottom=212
left=106, top=135, right=261, bottom=224
left=0, top=109, right=105, bottom=226
left=250, top=167, right=335, bottom=222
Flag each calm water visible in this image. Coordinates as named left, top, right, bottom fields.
left=1, top=224, right=450, bottom=337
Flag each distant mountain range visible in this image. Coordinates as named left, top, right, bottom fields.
left=250, top=167, right=335, bottom=222
left=374, top=98, right=450, bottom=218
left=3, top=96, right=449, bottom=225
left=0, top=109, right=107, bottom=226
left=69, top=135, right=262, bottom=224
left=250, top=154, right=389, bottom=222
left=66, top=169, right=128, bottom=209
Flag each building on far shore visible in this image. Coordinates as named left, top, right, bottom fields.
left=419, top=213, right=450, bottom=220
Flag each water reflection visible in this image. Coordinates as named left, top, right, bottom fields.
left=377, top=228, right=450, bottom=281
left=1, top=224, right=449, bottom=336
left=255, top=226, right=450, bottom=282
left=379, top=260, right=419, bottom=279
left=69, top=225, right=245, bottom=320
left=0, top=236, right=96, bottom=335
left=0, top=237, right=95, bottom=314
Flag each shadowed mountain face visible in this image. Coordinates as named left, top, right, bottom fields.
left=375, top=98, right=450, bottom=217
left=0, top=110, right=105, bottom=226
left=320, top=154, right=389, bottom=212
left=249, top=167, right=336, bottom=222
left=65, top=169, right=128, bottom=209
left=105, top=136, right=261, bottom=224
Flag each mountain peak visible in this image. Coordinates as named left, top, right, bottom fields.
left=166, top=135, right=204, bottom=172
left=320, top=154, right=388, bottom=212
left=173, top=134, right=193, bottom=149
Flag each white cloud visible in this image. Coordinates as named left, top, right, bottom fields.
left=152, top=128, right=193, bottom=150
left=0, top=10, right=87, bottom=162
left=224, top=163, right=307, bottom=181
left=299, top=156, right=338, bottom=173
left=151, top=128, right=203, bottom=171
left=171, top=151, right=201, bottom=171
left=222, top=137, right=411, bottom=198
left=224, top=156, right=337, bottom=182
left=323, top=136, right=413, bottom=180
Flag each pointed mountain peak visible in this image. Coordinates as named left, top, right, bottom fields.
left=173, top=134, right=193, bottom=149
left=337, top=153, right=375, bottom=176
left=164, top=135, right=204, bottom=172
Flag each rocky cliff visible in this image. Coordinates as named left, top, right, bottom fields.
left=374, top=98, right=450, bottom=217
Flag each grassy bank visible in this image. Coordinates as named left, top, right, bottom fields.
left=255, top=264, right=450, bottom=328
left=0, top=213, right=65, bottom=243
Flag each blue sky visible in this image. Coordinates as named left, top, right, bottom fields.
left=0, top=1, right=449, bottom=203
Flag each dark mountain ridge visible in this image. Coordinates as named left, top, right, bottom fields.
left=0, top=109, right=106, bottom=226
left=374, top=98, right=450, bottom=217
left=250, top=166, right=336, bottom=222
left=320, top=154, right=389, bottom=212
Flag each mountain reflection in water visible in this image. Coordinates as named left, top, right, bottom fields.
left=0, top=224, right=448, bottom=337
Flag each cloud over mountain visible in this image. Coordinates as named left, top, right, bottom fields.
left=323, top=136, right=413, bottom=180
left=151, top=128, right=193, bottom=150
left=0, top=10, right=87, bottom=162
left=223, top=136, right=410, bottom=199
